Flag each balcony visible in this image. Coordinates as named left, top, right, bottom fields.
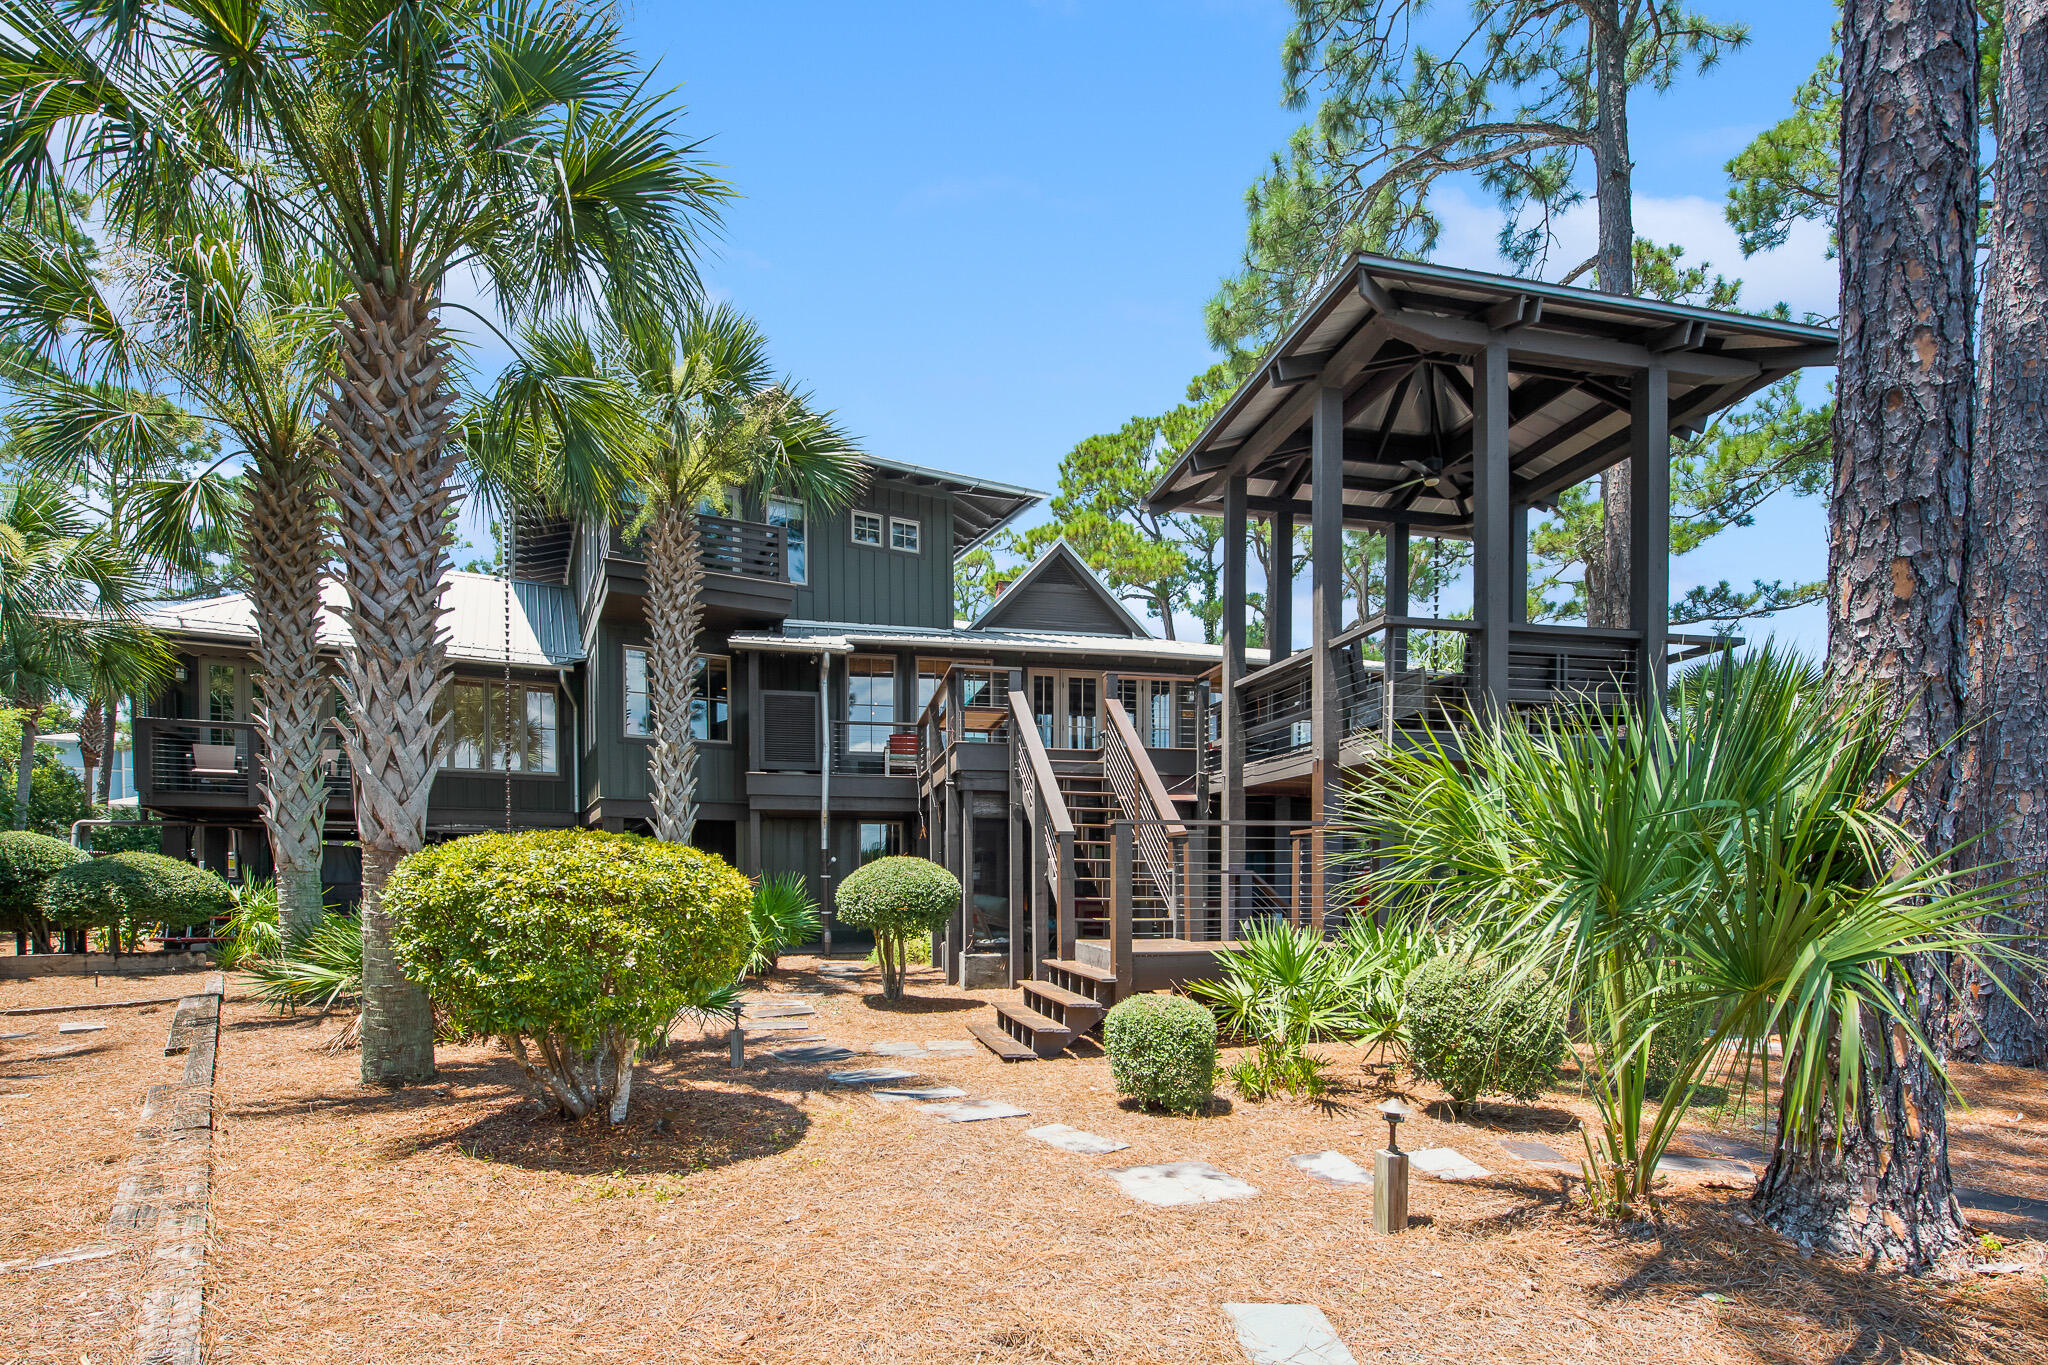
left=134, top=718, right=353, bottom=812
left=604, top=514, right=798, bottom=618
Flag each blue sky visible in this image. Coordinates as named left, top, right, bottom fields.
left=460, top=0, right=1843, bottom=650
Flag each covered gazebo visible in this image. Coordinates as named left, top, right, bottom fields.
left=1146, top=252, right=1838, bottom=823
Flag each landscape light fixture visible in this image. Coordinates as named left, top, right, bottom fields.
left=1374, top=1100, right=1413, bottom=1236
left=1380, top=1098, right=1410, bottom=1153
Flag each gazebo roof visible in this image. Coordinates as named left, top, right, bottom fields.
left=1146, top=254, right=1838, bottom=536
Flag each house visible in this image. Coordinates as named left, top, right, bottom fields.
left=40, top=732, right=135, bottom=804
left=129, top=457, right=1239, bottom=1056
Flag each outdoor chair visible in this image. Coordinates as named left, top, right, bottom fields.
left=188, top=743, right=241, bottom=779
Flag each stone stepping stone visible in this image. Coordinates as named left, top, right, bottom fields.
left=828, top=1067, right=919, bottom=1085
left=1499, top=1139, right=1575, bottom=1167
left=0, top=1031, right=33, bottom=1041
left=1105, top=1161, right=1259, bottom=1207
left=872, top=1086, right=967, bottom=1102
left=870, top=1041, right=929, bottom=1057
left=917, top=1099, right=1030, bottom=1123
left=817, top=964, right=867, bottom=976
left=741, top=1018, right=815, bottom=1031
left=1286, top=1151, right=1373, bottom=1187
left=924, top=1040, right=976, bottom=1056
left=744, top=1002, right=816, bottom=1019
left=767, top=1043, right=857, bottom=1063
left=56, top=1022, right=106, bottom=1034
left=1223, top=1304, right=1358, bottom=1365
left=1410, top=1147, right=1491, bottom=1181
left=1026, top=1123, right=1129, bottom=1155
left=1687, top=1132, right=1768, bottom=1164
left=1655, top=1154, right=1756, bottom=1179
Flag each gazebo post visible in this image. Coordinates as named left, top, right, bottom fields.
left=1385, top=521, right=1409, bottom=671
left=1470, top=338, right=1512, bottom=713
left=1509, top=505, right=1529, bottom=623
left=1629, top=362, right=1672, bottom=705
left=1268, top=506, right=1294, bottom=662
left=1221, top=473, right=1249, bottom=917
left=1311, top=384, right=1345, bottom=820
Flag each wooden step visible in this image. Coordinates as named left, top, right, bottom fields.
left=966, top=1020, right=1038, bottom=1062
left=994, top=1001, right=1076, bottom=1058
left=1021, top=979, right=1107, bottom=1034
left=1038, top=957, right=1117, bottom=1007
left=1041, top=956, right=1117, bottom=984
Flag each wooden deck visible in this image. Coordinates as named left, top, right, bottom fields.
left=1073, top=937, right=1241, bottom=995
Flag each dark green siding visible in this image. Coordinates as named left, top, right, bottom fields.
left=788, top=480, right=954, bottom=628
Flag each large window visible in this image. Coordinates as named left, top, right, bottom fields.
left=438, top=681, right=559, bottom=773
left=845, top=656, right=897, bottom=770
left=206, top=663, right=242, bottom=745
left=623, top=647, right=729, bottom=742
left=859, top=821, right=903, bottom=864
left=767, top=497, right=807, bottom=584
left=1114, top=676, right=1199, bottom=749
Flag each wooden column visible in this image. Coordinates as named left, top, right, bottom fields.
left=747, top=652, right=762, bottom=771
left=944, top=782, right=963, bottom=982
left=1221, top=474, right=1249, bottom=898
left=1385, top=522, right=1410, bottom=673
left=1006, top=666, right=1027, bottom=987
left=1268, top=508, right=1294, bottom=662
left=745, top=810, right=762, bottom=877
left=1629, top=362, right=1672, bottom=704
left=1509, top=504, right=1529, bottom=623
left=1030, top=814, right=1049, bottom=973
left=959, top=789, right=977, bottom=979
left=1469, top=339, right=1512, bottom=713
left=1310, top=383, right=1346, bottom=816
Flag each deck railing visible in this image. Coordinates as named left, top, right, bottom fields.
left=1009, top=688, right=1077, bottom=964
left=697, top=514, right=789, bottom=582
left=1099, top=697, right=1184, bottom=935
left=830, top=719, right=922, bottom=776
left=135, top=718, right=353, bottom=807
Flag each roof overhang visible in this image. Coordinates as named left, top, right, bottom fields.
left=861, top=456, right=1042, bottom=556
left=1146, top=254, right=1838, bottom=537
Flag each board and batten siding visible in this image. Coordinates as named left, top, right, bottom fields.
left=583, top=619, right=741, bottom=807
left=789, top=480, right=953, bottom=628
left=976, top=554, right=1142, bottom=636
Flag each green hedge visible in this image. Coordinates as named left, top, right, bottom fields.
left=1103, top=993, right=1217, bottom=1115
left=38, top=851, right=237, bottom=946
left=0, top=830, right=90, bottom=936
left=1402, top=956, right=1566, bottom=1112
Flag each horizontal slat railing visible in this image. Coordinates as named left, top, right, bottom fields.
left=696, top=514, right=788, bottom=582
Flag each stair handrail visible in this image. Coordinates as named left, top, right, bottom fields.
left=1010, top=688, right=1078, bottom=961
left=1100, top=699, right=1186, bottom=924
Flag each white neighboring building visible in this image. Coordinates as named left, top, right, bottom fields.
left=39, top=732, right=137, bottom=805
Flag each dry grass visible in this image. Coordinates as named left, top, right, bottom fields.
left=7, top=958, right=2047, bottom=1364
left=0, top=970, right=203, bottom=1364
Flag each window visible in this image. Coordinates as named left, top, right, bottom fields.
left=845, top=656, right=897, bottom=771
left=622, top=647, right=729, bottom=743
left=1113, top=676, right=1196, bottom=749
left=851, top=510, right=883, bottom=546
left=858, top=821, right=903, bottom=864
left=206, top=663, right=241, bottom=746
left=889, top=516, right=920, bottom=553
left=437, top=681, right=559, bottom=772
left=767, top=497, right=807, bottom=583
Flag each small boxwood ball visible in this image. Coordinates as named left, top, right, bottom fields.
left=1103, top=993, right=1218, bottom=1115
left=1402, top=955, right=1565, bottom=1110
left=833, top=856, right=961, bottom=939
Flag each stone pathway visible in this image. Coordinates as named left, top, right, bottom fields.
left=766, top=1043, right=857, bottom=1063
left=741, top=1017, right=814, bottom=1032
left=57, top=1021, right=107, bottom=1034
left=1105, top=1161, right=1259, bottom=1207
left=870, top=1041, right=928, bottom=1057
left=1025, top=1123, right=1128, bottom=1155
left=1286, top=1151, right=1373, bottom=1187
left=917, top=1099, right=1030, bottom=1123
left=1409, top=1147, right=1490, bottom=1181
left=1498, top=1139, right=1574, bottom=1167
left=1222, top=1304, right=1358, bottom=1365
left=925, top=1040, right=976, bottom=1057
left=0, top=1030, right=33, bottom=1041
left=743, top=1002, right=816, bottom=1019
left=872, top=1085, right=966, bottom=1102
left=827, top=1067, right=919, bottom=1085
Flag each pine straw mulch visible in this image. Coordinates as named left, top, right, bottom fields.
left=1, top=970, right=206, bottom=1365
left=178, top=955, right=2048, bottom=1365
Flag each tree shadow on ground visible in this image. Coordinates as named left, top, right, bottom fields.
left=1584, top=1205, right=2048, bottom=1365
left=857, top=992, right=982, bottom=1014
left=1432, top=1099, right=1583, bottom=1132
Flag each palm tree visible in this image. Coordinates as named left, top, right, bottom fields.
left=485, top=306, right=863, bottom=841
left=1346, top=648, right=2035, bottom=1240
left=0, top=0, right=728, bottom=1083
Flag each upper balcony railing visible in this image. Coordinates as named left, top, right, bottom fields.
left=608, top=514, right=791, bottom=583
left=1224, top=616, right=1733, bottom=768
left=134, top=717, right=353, bottom=808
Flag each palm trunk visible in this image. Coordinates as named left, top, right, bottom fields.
left=1587, top=0, right=1636, bottom=630
left=325, top=284, right=456, bottom=1086
left=246, top=451, right=336, bottom=940
left=1758, top=0, right=1978, bottom=1268
left=14, top=706, right=35, bottom=831
left=643, top=500, right=702, bottom=843
left=95, top=701, right=114, bottom=806
left=1952, top=0, right=2048, bottom=1066
left=78, top=697, right=105, bottom=807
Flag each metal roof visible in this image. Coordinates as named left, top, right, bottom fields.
left=136, top=572, right=585, bottom=668
left=727, top=618, right=1267, bottom=668
left=861, top=456, right=1044, bottom=555
left=1147, top=253, right=1838, bottom=536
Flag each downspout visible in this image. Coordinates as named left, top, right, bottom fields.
left=819, top=650, right=833, bottom=956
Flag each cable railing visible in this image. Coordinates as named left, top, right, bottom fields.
left=830, top=719, right=922, bottom=776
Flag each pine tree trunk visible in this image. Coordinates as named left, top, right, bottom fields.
left=246, top=451, right=336, bottom=940
left=324, top=284, right=455, bottom=1086
left=643, top=500, right=702, bottom=844
left=1587, top=0, right=1637, bottom=631
left=1952, top=0, right=2048, bottom=1066
left=1758, top=0, right=1978, bottom=1268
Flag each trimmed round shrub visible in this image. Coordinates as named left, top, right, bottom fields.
left=39, top=851, right=237, bottom=950
left=834, top=856, right=960, bottom=1000
left=0, top=830, right=90, bottom=944
left=1103, top=993, right=1218, bottom=1115
left=1402, top=956, right=1566, bottom=1113
left=386, top=829, right=753, bottom=1123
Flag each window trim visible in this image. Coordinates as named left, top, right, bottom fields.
left=621, top=644, right=732, bottom=746
left=766, top=496, right=808, bottom=585
left=888, top=515, right=921, bottom=555
left=850, top=509, right=884, bottom=547
left=436, top=677, right=563, bottom=776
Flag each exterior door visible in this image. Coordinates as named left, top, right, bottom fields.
left=1028, top=670, right=1100, bottom=750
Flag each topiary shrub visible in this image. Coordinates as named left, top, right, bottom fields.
left=1103, top=993, right=1218, bottom=1115
left=39, top=851, right=237, bottom=952
left=1402, top=955, right=1566, bottom=1116
left=0, top=830, right=89, bottom=951
left=385, top=829, right=753, bottom=1124
left=833, top=856, right=960, bottom=1000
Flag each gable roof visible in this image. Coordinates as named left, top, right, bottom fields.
left=969, top=540, right=1152, bottom=638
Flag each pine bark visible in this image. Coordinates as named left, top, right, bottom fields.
left=246, top=450, right=336, bottom=939
left=1587, top=0, right=1637, bottom=630
left=323, top=285, right=455, bottom=1086
left=1952, top=0, right=2048, bottom=1066
left=1757, top=0, right=1978, bottom=1269
left=643, top=500, right=702, bottom=844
